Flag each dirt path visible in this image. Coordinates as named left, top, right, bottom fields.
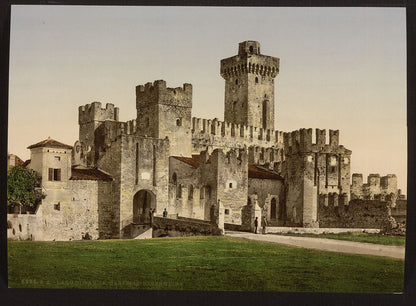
left=225, top=231, right=405, bottom=259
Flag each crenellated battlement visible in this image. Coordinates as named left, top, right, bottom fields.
left=121, top=119, right=137, bottom=135
left=248, top=146, right=282, bottom=166
left=220, top=60, right=279, bottom=79
left=191, top=117, right=283, bottom=143
left=136, top=80, right=192, bottom=108
left=351, top=173, right=399, bottom=201
left=220, top=41, right=279, bottom=79
left=283, top=128, right=343, bottom=154
left=79, top=102, right=119, bottom=125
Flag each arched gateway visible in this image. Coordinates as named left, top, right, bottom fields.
left=133, top=190, right=156, bottom=224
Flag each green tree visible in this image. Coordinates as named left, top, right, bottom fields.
left=7, top=166, right=44, bottom=213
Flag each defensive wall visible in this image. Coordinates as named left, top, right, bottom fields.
left=191, top=117, right=284, bottom=153
left=152, top=216, right=222, bottom=237
left=351, top=173, right=398, bottom=200
left=318, top=197, right=404, bottom=233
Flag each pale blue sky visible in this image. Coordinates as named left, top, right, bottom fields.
left=8, top=6, right=407, bottom=190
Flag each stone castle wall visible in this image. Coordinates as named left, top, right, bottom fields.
left=152, top=216, right=221, bottom=237
left=119, top=135, right=170, bottom=229
left=212, top=149, right=248, bottom=225
left=318, top=199, right=394, bottom=229
left=248, top=178, right=284, bottom=224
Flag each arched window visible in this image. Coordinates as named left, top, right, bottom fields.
left=235, top=79, right=238, bottom=85
left=255, top=77, right=259, bottom=84
left=249, top=46, right=254, bottom=53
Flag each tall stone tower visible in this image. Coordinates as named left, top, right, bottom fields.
left=135, top=80, right=193, bottom=157
left=220, top=41, right=279, bottom=130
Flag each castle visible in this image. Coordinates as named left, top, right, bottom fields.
left=7, top=41, right=405, bottom=241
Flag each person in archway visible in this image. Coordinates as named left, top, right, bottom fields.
left=261, top=215, right=268, bottom=234
left=163, top=208, right=168, bottom=218
left=254, top=217, right=259, bottom=234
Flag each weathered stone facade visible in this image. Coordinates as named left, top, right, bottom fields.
left=7, top=40, right=406, bottom=240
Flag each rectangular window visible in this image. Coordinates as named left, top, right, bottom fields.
left=54, top=156, right=60, bottom=161
left=49, top=168, right=61, bottom=181
left=54, top=203, right=60, bottom=211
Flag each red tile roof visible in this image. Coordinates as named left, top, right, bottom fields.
left=172, top=154, right=283, bottom=180
left=70, top=167, right=113, bottom=181
left=172, top=155, right=202, bottom=168
left=248, top=165, right=284, bottom=180
left=27, top=137, right=73, bottom=150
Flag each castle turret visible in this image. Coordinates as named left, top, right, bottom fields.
left=78, top=102, right=119, bottom=165
left=220, top=41, right=279, bottom=130
left=136, top=80, right=193, bottom=157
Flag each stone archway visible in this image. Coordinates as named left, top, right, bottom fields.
left=133, top=190, right=156, bottom=225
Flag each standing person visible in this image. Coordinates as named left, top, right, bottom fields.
left=254, top=217, right=259, bottom=234
left=149, top=208, right=154, bottom=226
left=262, top=215, right=268, bottom=234
left=163, top=208, right=168, bottom=218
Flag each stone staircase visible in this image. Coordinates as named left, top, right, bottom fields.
left=121, top=223, right=152, bottom=239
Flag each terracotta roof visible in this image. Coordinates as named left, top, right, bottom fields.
left=172, top=155, right=202, bottom=168
left=70, top=167, right=113, bottom=181
left=27, top=137, right=73, bottom=150
left=248, top=165, right=284, bottom=180
left=172, top=154, right=283, bottom=180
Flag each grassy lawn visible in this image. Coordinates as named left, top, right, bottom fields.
left=275, top=232, right=406, bottom=246
left=8, top=236, right=404, bottom=292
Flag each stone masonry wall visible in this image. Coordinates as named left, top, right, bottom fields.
left=318, top=199, right=392, bottom=229
left=96, top=135, right=122, bottom=238
left=169, top=157, right=201, bottom=219
left=214, top=149, right=248, bottom=225
left=248, top=177, right=283, bottom=224
left=152, top=216, right=221, bottom=237
left=7, top=213, right=42, bottom=241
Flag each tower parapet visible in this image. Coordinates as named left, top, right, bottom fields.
left=283, top=128, right=347, bottom=155
left=79, top=102, right=119, bottom=125
left=136, top=80, right=192, bottom=108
